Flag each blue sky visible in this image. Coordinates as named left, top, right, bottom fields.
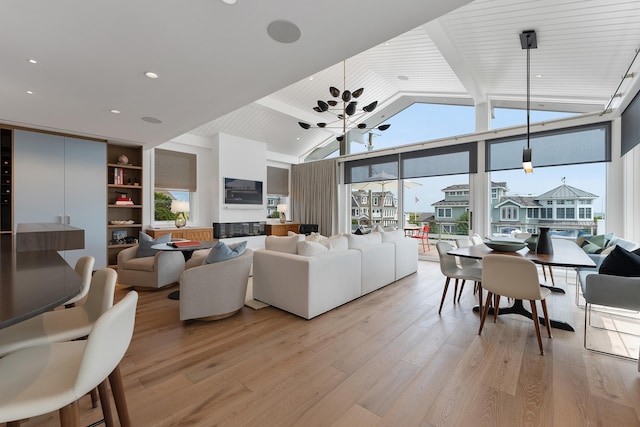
left=349, top=103, right=606, bottom=214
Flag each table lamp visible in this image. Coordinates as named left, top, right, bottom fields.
left=277, top=204, right=288, bottom=223
left=171, top=200, right=190, bottom=228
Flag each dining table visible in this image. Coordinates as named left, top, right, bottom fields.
left=0, top=234, right=82, bottom=329
left=447, top=238, right=595, bottom=332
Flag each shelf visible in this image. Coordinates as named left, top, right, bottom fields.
left=108, top=184, right=142, bottom=189
left=107, top=224, right=142, bottom=229
left=107, top=163, right=142, bottom=170
left=108, top=204, right=142, bottom=208
left=107, top=243, right=137, bottom=249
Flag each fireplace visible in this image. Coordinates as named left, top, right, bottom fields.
left=212, top=221, right=266, bottom=239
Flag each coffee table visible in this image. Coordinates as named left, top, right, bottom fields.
left=447, top=238, right=595, bottom=332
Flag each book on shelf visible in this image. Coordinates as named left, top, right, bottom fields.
left=115, top=200, right=134, bottom=206
left=113, top=167, right=124, bottom=185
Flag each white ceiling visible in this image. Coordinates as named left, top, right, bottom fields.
left=2, top=0, right=640, bottom=162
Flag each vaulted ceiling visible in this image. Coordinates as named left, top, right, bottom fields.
left=2, top=0, right=640, bottom=162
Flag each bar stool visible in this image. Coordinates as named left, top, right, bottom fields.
left=0, top=291, right=138, bottom=426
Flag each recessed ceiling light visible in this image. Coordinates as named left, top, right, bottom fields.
left=397, top=75, right=409, bottom=81
left=535, top=74, right=543, bottom=78
left=110, top=109, right=121, bottom=114
left=141, top=116, right=162, bottom=124
left=267, top=20, right=301, bottom=44
left=144, top=71, right=159, bottom=79
left=221, top=0, right=237, bottom=4
left=28, top=59, right=37, bottom=64
left=309, top=76, right=314, bottom=81
left=26, top=90, right=33, bottom=95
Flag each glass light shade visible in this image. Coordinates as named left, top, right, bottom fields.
left=522, top=147, right=533, bottom=173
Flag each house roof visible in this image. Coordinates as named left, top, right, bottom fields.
left=536, top=184, right=598, bottom=200
left=442, top=181, right=508, bottom=192
left=496, top=196, right=539, bottom=208
left=2, top=1, right=640, bottom=160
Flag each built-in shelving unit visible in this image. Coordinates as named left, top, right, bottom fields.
left=107, top=144, right=143, bottom=268
left=0, top=129, right=12, bottom=233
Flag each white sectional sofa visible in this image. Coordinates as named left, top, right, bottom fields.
left=253, top=230, right=418, bottom=319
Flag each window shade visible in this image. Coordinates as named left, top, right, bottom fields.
left=155, top=149, right=197, bottom=191
left=344, top=154, right=398, bottom=184
left=401, top=142, right=477, bottom=178
left=486, top=122, right=610, bottom=172
left=622, top=89, right=640, bottom=156
left=267, top=166, right=289, bottom=196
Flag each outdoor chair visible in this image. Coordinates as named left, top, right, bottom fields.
left=411, top=225, right=431, bottom=252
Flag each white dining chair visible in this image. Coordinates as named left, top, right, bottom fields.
left=436, top=241, right=483, bottom=314
left=479, top=254, right=552, bottom=355
left=64, top=255, right=95, bottom=308
left=0, top=290, right=138, bottom=426
left=0, top=268, right=117, bottom=357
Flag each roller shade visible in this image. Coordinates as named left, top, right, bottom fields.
left=486, top=122, right=610, bottom=172
left=401, top=142, right=477, bottom=178
left=155, top=149, right=197, bottom=191
left=267, top=166, right=289, bottom=196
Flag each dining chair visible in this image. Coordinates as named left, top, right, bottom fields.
left=411, top=225, right=431, bottom=252
left=479, top=254, right=552, bottom=355
left=435, top=241, right=483, bottom=314
left=0, top=290, right=138, bottom=427
left=455, top=237, right=482, bottom=301
left=64, top=255, right=95, bottom=308
left=0, top=268, right=117, bottom=357
left=514, top=232, right=556, bottom=286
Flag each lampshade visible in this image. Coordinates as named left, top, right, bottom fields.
left=276, top=204, right=288, bottom=213
left=170, top=200, right=190, bottom=213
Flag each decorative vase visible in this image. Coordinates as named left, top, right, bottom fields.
left=536, top=227, right=553, bottom=254
left=525, top=234, right=538, bottom=251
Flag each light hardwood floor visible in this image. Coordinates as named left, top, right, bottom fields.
left=19, top=260, right=640, bottom=426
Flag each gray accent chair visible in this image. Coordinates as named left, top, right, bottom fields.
left=179, top=249, right=253, bottom=321
left=578, top=236, right=640, bottom=358
left=117, top=245, right=185, bottom=289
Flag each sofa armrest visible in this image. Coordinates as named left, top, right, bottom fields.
left=585, top=273, right=640, bottom=311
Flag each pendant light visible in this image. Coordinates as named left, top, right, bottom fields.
left=520, top=30, right=537, bottom=174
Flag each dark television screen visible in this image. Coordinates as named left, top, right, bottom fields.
left=224, top=177, right=263, bottom=205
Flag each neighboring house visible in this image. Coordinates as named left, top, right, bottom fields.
left=492, top=183, right=598, bottom=235
left=431, top=182, right=507, bottom=234
left=351, top=190, right=398, bottom=227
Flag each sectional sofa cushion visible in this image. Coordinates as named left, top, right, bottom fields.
left=136, top=232, right=171, bottom=258
left=204, top=241, right=247, bottom=264
left=265, top=234, right=304, bottom=254
left=306, top=233, right=328, bottom=243
left=324, top=235, right=348, bottom=251
left=347, top=232, right=382, bottom=249
left=379, top=229, right=404, bottom=242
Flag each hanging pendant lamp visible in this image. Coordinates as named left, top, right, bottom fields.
left=520, top=30, right=537, bottom=174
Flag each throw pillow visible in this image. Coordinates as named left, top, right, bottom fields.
left=599, top=245, right=640, bottom=277
left=607, top=236, right=638, bottom=252
left=136, top=232, right=171, bottom=258
left=322, top=235, right=348, bottom=251
left=297, top=240, right=329, bottom=256
left=581, top=241, right=603, bottom=254
left=265, top=234, right=304, bottom=254
left=287, top=231, right=298, bottom=236
left=306, top=232, right=328, bottom=243
left=204, top=241, right=247, bottom=264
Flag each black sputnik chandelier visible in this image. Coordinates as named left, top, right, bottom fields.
left=298, top=61, right=390, bottom=143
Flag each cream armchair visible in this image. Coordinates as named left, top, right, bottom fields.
left=179, top=249, right=253, bottom=321
left=117, top=245, right=185, bottom=289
